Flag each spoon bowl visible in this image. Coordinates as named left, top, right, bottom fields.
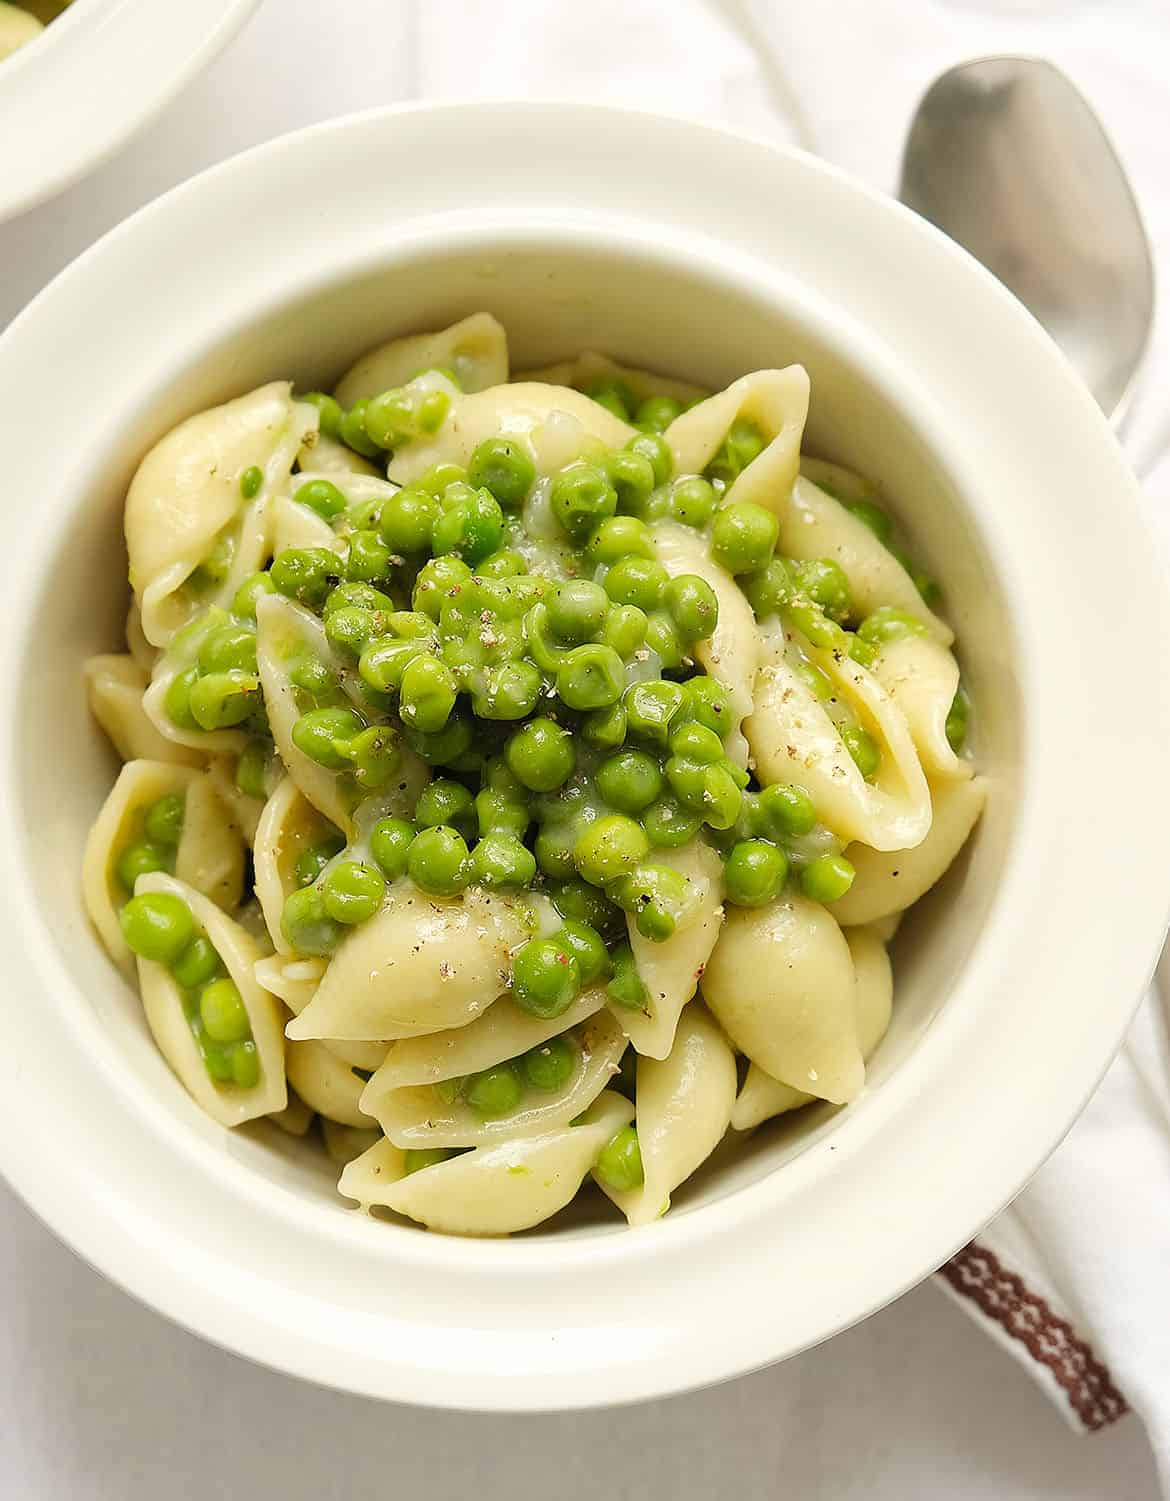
left=900, top=57, right=1154, bottom=419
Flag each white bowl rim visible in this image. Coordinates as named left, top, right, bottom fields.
left=0, top=0, right=260, bottom=224
left=2, top=99, right=1170, bottom=1409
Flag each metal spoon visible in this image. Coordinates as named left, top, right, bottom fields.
left=899, top=57, right=1154, bottom=422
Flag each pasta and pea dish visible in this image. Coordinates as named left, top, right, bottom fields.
left=83, top=313, right=985, bottom=1237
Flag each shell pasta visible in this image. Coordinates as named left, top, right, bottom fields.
left=83, top=316, right=984, bottom=1236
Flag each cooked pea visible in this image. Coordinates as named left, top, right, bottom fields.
left=669, top=721, right=723, bottom=764
left=711, top=501, right=779, bottom=574
left=511, top=937, right=581, bottom=1018
left=358, top=636, right=425, bottom=693
left=342, top=725, right=401, bottom=792
left=574, top=814, right=648, bottom=886
left=586, top=515, right=654, bottom=566
left=407, top=825, right=469, bottom=896
left=431, top=488, right=504, bottom=565
left=172, top=935, right=221, bottom=991
left=232, top=570, right=277, bottom=619
left=857, top=606, right=929, bottom=645
left=230, top=1041, right=261, bottom=1090
left=467, top=437, right=535, bottom=509
left=468, top=833, right=537, bottom=889
left=143, top=793, right=184, bottom=847
left=550, top=462, right=617, bottom=540
left=505, top=717, right=575, bottom=792
left=634, top=394, right=683, bottom=433
left=417, top=778, right=476, bottom=836
left=624, top=679, right=685, bottom=746
left=666, top=756, right=741, bottom=829
left=466, top=1063, right=523, bottom=1118
left=189, top=670, right=260, bottom=731
left=669, top=475, right=718, bottom=528
left=596, top=749, right=662, bottom=814
left=522, top=1036, right=576, bottom=1092
left=346, top=529, right=393, bottom=582
left=795, top=661, right=833, bottom=701
left=120, top=892, right=196, bottom=966
left=582, top=701, right=628, bottom=750
left=294, top=834, right=345, bottom=888
left=324, top=606, right=380, bottom=659
left=556, top=644, right=625, bottom=711
left=643, top=613, right=685, bottom=669
left=946, top=688, right=970, bottom=753
left=235, top=739, right=271, bottom=800
left=115, top=841, right=169, bottom=891
left=546, top=878, right=620, bottom=932
left=846, top=499, right=892, bottom=541
left=474, top=788, right=528, bottom=840
left=200, top=976, right=251, bottom=1043
left=643, top=794, right=701, bottom=848
left=379, top=486, right=439, bottom=554
left=758, top=782, right=817, bottom=839
left=321, top=861, right=386, bottom=924
left=412, top=554, right=473, bottom=618
left=291, top=706, right=364, bottom=769
left=301, top=391, right=344, bottom=440
left=606, top=450, right=657, bottom=515
left=404, top=1147, right=453, bottom=1174
left=626, top=431, right=672, bottom=487
left=239, top=465, right=264, bottom=500
left=603, top=556, right=668, bottom=612
left=399, top=654, right=457, bottom=733
left=724, top=839, right=788, bottom=906
left=740, top=557, right=792, bottom=618
left=707, top=418, right=765, bottom=484
left=848, top=633, right=879, bottom=667
left=417, top=462, right=468, bottom=498
left=197, top=623, right=258, bottom=675
left=554, top=919, right=608, bottom=985
left=281, top=886, right=342, bottom=956
left=792, top=559, right=851, bottom=622
left=787, top=600, right=848, bottom=650
left=289, top=655, right=337, bottom=705
left=270, top=547, right=338, bottom=607
left=404, top=712, right=474, bottom=767
left=600, top=604, right=647, bottom=659
left=606, top=944, right=648, bottom=1012
left=294, top=478, right=347, bottom=521
left=340, top=399, right=382, bottom=458
left=534, top=825, right=577, bottom=880
left=682, top=676, right=732, bottom=738
left=474, top=660, right=543, bottom=721
left=596, top=1125, right=644, bottom=1190
left=587, top=379, right=633, bottom=420
left=476, top=548, right=525, bottom=579
left=548, top=579, right=609, bottom=642
left=417, top=389, right=451, bottom=434
left=841, top=724, right=881, bottom=780
left=368, top=818, right=414, bottom=879
left=611, top=862, right=690, bottom=941
left=800, top=853, right=856, bottom=903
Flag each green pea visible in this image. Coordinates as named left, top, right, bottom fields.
left=789, top=559, right=851, bottom=623
left=605, top=450, right=657, bottom=516
left=431, top=488, right=504, bottom=565
left=756, top=782, right=815, bottom=839
left=300, top=391, right=344, bottom=441
left=474, top=788, right=528, bottom=840
left=800, top=853, right=856, bottom=904
left=340, top=400, right=381, bottom=458
left=346, top=530, right=393, bottom=582
left=706, top=418, right=765, bottom=485
left=172, top=935, right=221, bottom=991
left=587, top=379, right=633, bottom=420
left=574, top=814, right=648, bottom=886
left=682, top=676, right=732, bottom=738
left=407, top=825, right=470, bottom=896
left=666, top=756, right=741, bottom=829
left=417, top=778, right=476, bottom=836
left=199, top=1039, right=233, bottom=1084
left=115, top=841, right=169, bottom=892
left=398, top=654, right=458, bottom=733
left=556, top=920, right=610, bottom=984
left=469, top=832, right=537, bottom=889
left=612, top=862, right=690, bottom=941
left=606, top=943, right=648, bottom=1011
left=596, top=749, right=662, bottom=814
left=546, top=878, right=620, bottom=932
left=142, top=793, right=185, bottom=847
left=379, top=486, right=439, bottom=554
left=416, top=462, right=468, bottom=498
left=323, top=606, right=379, bottom=659
left=724, top=839, right=789, bottom=906
left=624, top=680, right=685, bottom=746
left=946, top=688, right=970, bottom=753
left=188, top=670, right=260, bottom=731
left=795, top=661, right=833, bottom=701
left=582, top=701, right=628, bottom=750
left=405, top=1147, right=453, bottom=1174
left=857, top=606, right=929, bottom=645
left=533, top=825, right=576, bottom=880
left=294, top=478, right=347, bottom=521
left=594, top=605, right=644, bottom=661
left=342, top=724, right=401, bottom=794
left=270, top=547, right=338, bottom=607
left=358, top=636, right=424, bottom=693
left=413, top=555, right=473, bottom=619
left=199, top=976, right=251, bottom=1043
left=293, top=832, right=345, bottom=887
left=615, top=1046, right=637, bottom=1099
left=626, top=431, right=673, bottom=487
left=669, top=475, right=718, bottom=528
left=848, top=633, right=879, bottom=667
left=511, top=937, right=581, bottom=1019
left=287, top=657, right=336, bottom=709
left=466, top=1062, right=523, bottom=1118
left=786, top=600, right=848, bottom=652
left=741, top=557, right=792, bottom=619
left=522, top=1036, right=576, bottom=1092
left=417, top=389, right=451, bottom=434
left=231, top=742, right=268, bottom=804
left=550, top=462, right=617, bottom=540
left=596, top=1125, right=644, bottom=1190
left=368, top=818, right=414, bottom=880
left=197, top=623, right=258, bottom=675
left=846, top=499, right=892, bottom=542
left=239, top=465, right=263, bottom=500
left=474, top=548, right=524, bottom=579
left=230, top=1041, right=261, bottom=1089
left=474, top=660, right=543, bottom=722
left=642, top=794, right=701, bottom=848
left=363, top=386, right=417, bottom=449
left=555, top=644, right=625, bottom=712
left=231, top=571, right=277, bottom=620
left=321, top=860, right=386, bottom=924
left=467, top=437, right=536, bottom=510
left=711, top=501, right=779, bottom=574
left=634, top=394, right=683, bottom=433
left=586, top=515, right=654, bottom=566
left=841, top=724, right=881, bottom=781
left=643, top=613, right=684, bottom=669
left=661, top=574, right=717, bottom=643
left=547, top=579, right=609, bottom=642
left=120, top=892, right=196, bottom=966
left=291, top=706, right=365, bottom=769
left=505, top=717, right=575, bottom=792
left=669, top=721, right=723, bottom=764
left=603, top=557, right=668, bottom=612
left=280, top=886, right=342, bottom=955
left=404, top=711, right=474, bottom=767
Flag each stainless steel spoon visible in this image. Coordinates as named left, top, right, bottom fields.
left=899, top=57, right=1154, bottom=421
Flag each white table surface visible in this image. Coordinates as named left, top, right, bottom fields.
left=0, top=4, right=1160, bottom=1496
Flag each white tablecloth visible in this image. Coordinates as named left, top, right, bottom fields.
left=0, top=3, right=1160, bottom=1496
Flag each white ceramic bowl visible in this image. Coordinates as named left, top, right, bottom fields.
left=0, top=0, right=259, bottom=222
left=1, top=102, right=1168, bottom=1410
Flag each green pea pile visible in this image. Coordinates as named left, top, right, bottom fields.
left=119, top=891, right=260, bottom=1089
left=114, top=791, right=185, bottom=893
left=164, top=604, right=265, bottom=735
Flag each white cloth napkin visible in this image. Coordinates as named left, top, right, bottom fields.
left=408, top=0, right=1170, bottom=1480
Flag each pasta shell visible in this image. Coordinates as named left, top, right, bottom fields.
left=517, top=352, right=707, bottom=408
left=335, top=312, right=509, bottom=406
left=286, top=1039, right=373, bottom=1128
left=871, top=635, right=969, bottom=781
left=85, top=654, right=202, bottom=768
